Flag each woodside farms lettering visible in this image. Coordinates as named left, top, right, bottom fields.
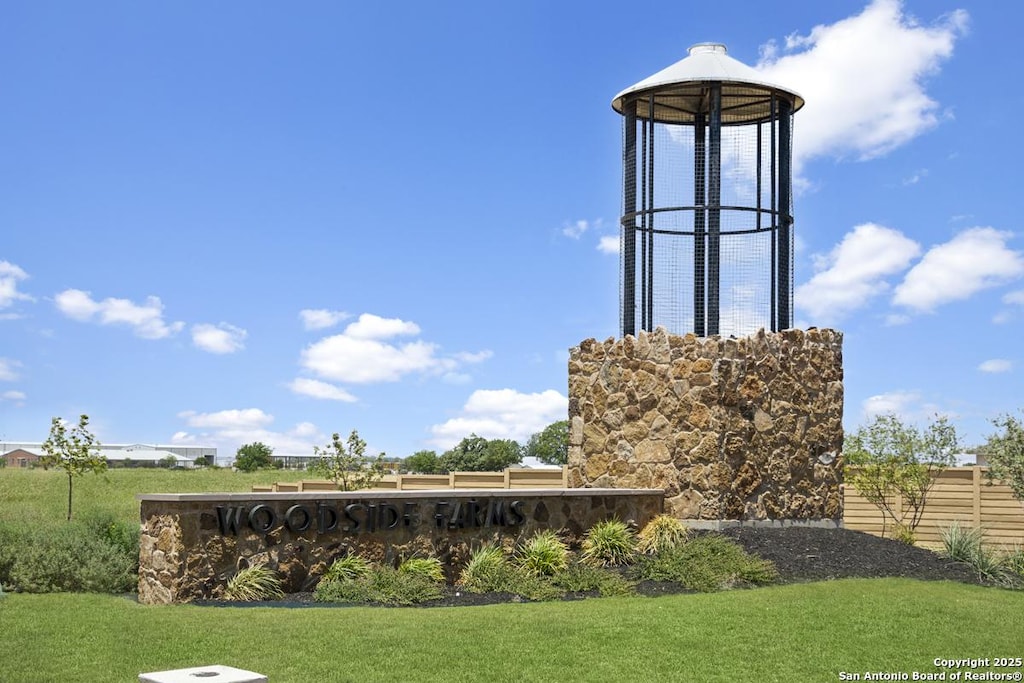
left=215, top=498, right=528, bottom=537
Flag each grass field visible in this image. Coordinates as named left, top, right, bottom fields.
left=0, top=467, right=304, bottom=529
left=2, top=579, right=1022, bottom=682
left=2, top=469, right=1022, bottom=682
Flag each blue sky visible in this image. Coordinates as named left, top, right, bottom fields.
left=2, top=0, right=1021, bottom=461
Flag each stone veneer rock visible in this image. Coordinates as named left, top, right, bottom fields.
left=137, top=488, right=663, bottom=604
left=568, top=327, right=843, bottom=522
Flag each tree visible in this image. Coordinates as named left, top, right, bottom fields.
left=439, top=435, right=523, bottom=473
left=844, top=413, right=958, bottom=543
left=234, top=442, right=275, bottom=472
left=982, top=411, right=1024, bottom=501
left=40, top=414, right=107, bottom=521
left=309, top=430, right=386, bottom=491
left=404, top=450, right=442, bottom=474
left=524, top=420, right=569, bottom=465
left=159, top=455, right=178, bottom=469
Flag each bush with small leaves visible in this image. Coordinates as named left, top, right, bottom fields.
left=4, top=523, right=137, bottom=593
left=224, top=564, right=284, bottom=601
left=315, top=566, right=444, bottom=606
left=634, top=534, right=777, bottom=592
left=398, top=556, right=445, bottom=583
left=516, top=530, right=569, bottom=577
left=552, top=562, right=636, bottom=597
left=581, top=518, right=637, bottom=567
left=638, top=514, right=689, bottom=555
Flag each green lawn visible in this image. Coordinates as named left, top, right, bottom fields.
left=2, top=579, right=1021, bottom=682
left=3, top=468, right=1021, bottom=682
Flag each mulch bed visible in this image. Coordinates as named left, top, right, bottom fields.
left=202, top=526, right=992, bottom=608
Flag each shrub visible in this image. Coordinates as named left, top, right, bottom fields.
left=323, top=554, right=371, bottom=583
left=459, top=545, right=510, bottom=593
left=315, top=566, right=444, bottom=606
left=939, top=521, right=986, bottom=564
left=81, top=511, right=140, bottom=563
left=634, top=534, right=778, bottom=592
left=638, top=515, right=690, bottom=555
left=937, top=521, right=1011, bottom=584
left=398, top=556, right=445, bottom=583
left=1002, top=546, right=1024, bottom=580
left=582, top=518, right=637, bottom=567
left=516, top=530, right=569, bottom=577
left=552, top=562, right=636, bottom=597
left=892, top=522, right=917, bottom=546
left=5, top=524, right=138, bottom=593
left=224, top=564, right=284, bottom=601
left=458, top=545, right=563, bottom=601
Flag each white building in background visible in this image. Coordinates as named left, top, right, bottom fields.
left=0, top=441, right=217, bottom=468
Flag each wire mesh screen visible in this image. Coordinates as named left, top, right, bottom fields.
left=619, top=90, right=795, bottom=338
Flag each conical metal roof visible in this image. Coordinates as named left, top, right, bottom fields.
left=612, top=43, right=804, bottom=125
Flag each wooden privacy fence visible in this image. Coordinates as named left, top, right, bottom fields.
left=253, top=467, right=568, bottom=493
left=843, top=467, right=1024, bottom=548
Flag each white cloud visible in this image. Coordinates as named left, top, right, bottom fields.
left=902, top=169, right=928, bottom=186
left=191, top=323, right=247, bottom=354
left=178, top=408, right=274, bottom=430
left=978, top=359, right=1012, bottom=374
left=288, top=377, right=357, bottom=402
left=1004, top=290, right=1024, bottom=306
left=597, top=236, right=620, bottom=255
left=0, top=261, right=34, bottom=309
left=862, top=391, right=922, bottom=420
left=173, top=412, right=327, bottom=460
left=344, top=313, right=420, bottom=340
left=893, top=227, right=1024, bottom=312
left=757, top=0, right=968, bottom=173
left=563, top=219, right=602, bottom=240
left=2, top=390, right=26, bottom=401
left=454, top=350, right=493, bottom=364
left=796, top=223, right=920, bottom=323
left=299, top=313, right=487, bottom=385
left=885, top=314, right=911, bottom=326
left=299, top=309, right=350, bottom=331
left=302, top=335, right=446, bottom=383
left=428, top=388, right=568, bottom=449
left=54, top=289, right=185, bottom=339
left=0, top=358, right=21, bottom=381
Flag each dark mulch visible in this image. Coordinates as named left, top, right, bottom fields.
left=199, top=526, right=995, bottom=608
left=717, top=526, right=986, bottom=586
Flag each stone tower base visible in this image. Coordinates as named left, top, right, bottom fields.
left=567, top=328, right=843, bottom=523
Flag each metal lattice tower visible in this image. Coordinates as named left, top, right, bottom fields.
left=613, top=43, right=804, bottom=338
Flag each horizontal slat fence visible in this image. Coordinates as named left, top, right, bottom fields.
left=843, top=467, right=1024, bottom=548
left=255, top=467, right=567, bottom=493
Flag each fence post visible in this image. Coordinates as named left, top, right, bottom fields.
left=972, top=466, right=982, bottom=528
left=503, top=468, right=511, bottom=489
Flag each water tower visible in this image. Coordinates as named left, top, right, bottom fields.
left=612, top=43, right=804, bottom=337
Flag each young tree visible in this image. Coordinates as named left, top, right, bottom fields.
left=404, top=449, right=442, bottom=474
left=234, top=442, right=275, bottom=472
left=309, top=430, right=386, bottom=491
left=982, top=411, right=1024, bottom=501
left=844, top=413, right=958, bottom=543
left=40, top=414, right=107, bottom=521
left=524, top=420, right=569, bottom=465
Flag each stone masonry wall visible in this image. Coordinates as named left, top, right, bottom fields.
left=567, top=328, right=843, bottom=522
left=138, top=489, right=663, bottom=604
